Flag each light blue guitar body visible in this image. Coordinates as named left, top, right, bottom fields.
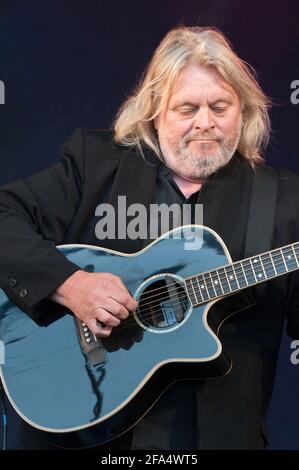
left=0, top=225, right=250, bottom=447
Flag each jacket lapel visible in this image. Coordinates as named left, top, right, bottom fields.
left=104, top=148, right=159, bottom=253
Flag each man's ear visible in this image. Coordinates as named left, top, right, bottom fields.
left=153, top=115, right=160, bottom=131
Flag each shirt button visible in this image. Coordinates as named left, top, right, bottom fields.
left=8, top=278, right=18, bottom=288
left=19, top=288, right=28, bottom=298
left=162, top=169, right=169, bottom=177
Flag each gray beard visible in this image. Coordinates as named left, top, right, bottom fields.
left=175, top=138, right=238, bottom=178
left=159, top=123, right=242, bottom=179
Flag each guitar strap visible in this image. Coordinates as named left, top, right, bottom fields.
left=244, top=164, right=279, bottom=298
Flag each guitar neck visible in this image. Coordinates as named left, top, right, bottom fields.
left=185, top=241, right=299, bottom=306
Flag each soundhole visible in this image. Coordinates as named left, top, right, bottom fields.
left=135, top=275, right=191, bottom=332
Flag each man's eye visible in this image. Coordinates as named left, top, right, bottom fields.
left=212, top=107, right=226, bottom=114
left=178, top=108, right=195, bottom=115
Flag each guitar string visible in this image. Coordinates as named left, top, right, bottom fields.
left=128, top=247, right=298, bottom=309
left=121, top=244, right=299, bottom=305
left=103, top=252, right=299, bottom=333
left=6, top=252, right=298, bottom=370
left=98, top=255, right=299, bottom=335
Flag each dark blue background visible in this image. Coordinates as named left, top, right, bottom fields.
left=0, top=0, right=299, bottom=449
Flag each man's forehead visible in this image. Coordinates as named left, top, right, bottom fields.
left=168, top=86, right=236, bottom=106
left=167, top=64, right=238, bottom=105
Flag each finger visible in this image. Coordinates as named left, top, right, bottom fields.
left=97, top=323, right=113, bottom=337
left=103, top=297, right=129, bottom=320
left=106, top=276, right=138, bottom=309
left=87, top=318, right=113, bottom=337
left=109, top=289, right=138, bottom=311
left=93, top=308, right=121, bottom=327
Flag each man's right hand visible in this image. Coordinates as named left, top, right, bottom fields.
left=48, top=270, right=138, bottom=337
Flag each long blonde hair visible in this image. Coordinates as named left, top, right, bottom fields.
left=113, top=26, right=271, bottom=166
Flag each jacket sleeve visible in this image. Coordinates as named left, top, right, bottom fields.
left=0, top=128, right=85, bottom=320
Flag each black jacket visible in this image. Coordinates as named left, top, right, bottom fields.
left=1, top=128, right=299, bottom=449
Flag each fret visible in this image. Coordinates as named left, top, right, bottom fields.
left=271, top=249, right=287, bottom=275
left=225, top=265, right=239, bottom=291
left=191, top=278, right=200, bottom=303
left=260, top=253, right=276, bottom=278
left=279, top=248, right=288, bottom=271
left=209, top=271, right=223, bottom=297
left=292, top=245, right=299, bottom=267
left=240, top=261, right=249, bottom=287
left=215, top=270, right=224, bottom=295
left=232, top=264, right=240, bottom=289
left=189, top=242, right=299, bottom=307
left=208, top=272, right=217, bottom=297
left=281, top=246, right=298, bottom=271
left=196, top=274, right=210, bottom=302
left=185, top=278, right=197, bottom=305
left=203, top=273, right=216, bottom=299
left=260, top=258, right=267, bottom=279
left=250, top=256, right=266, bottom=283
left=249, top=259, right=258, bottom=282
left=232, top=261, right=247, bottom=288
left=269, top=252, right=278, bottom=275
left=194, top=277, right=204, bottom=303
left=217, top=267, right=231, bottom=294
left=242, top=259, right=256, bottom=285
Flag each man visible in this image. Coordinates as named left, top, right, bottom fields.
left=0, top=26, right=299, bottom=450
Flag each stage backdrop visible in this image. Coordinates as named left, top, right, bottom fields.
left=0, top=0, right=299, bottom=449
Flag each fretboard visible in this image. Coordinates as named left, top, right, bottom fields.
left=185, top=242, right=299, bottom=306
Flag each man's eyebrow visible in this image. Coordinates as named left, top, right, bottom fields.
left=170, top=96, right=234, bottom=108
left=171, top=91, right=237, bottom=108
left=209, top=98, right=233, bottom=105
left=172, top=101, right=197, bottom=108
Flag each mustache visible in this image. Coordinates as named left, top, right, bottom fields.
left=184, top=134, right=222, bottom=144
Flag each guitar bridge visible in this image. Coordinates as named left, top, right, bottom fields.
left=74, top=318, right=107, bottom=366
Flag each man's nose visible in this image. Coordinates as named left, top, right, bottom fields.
left=194, top=108, right=215, bottom=131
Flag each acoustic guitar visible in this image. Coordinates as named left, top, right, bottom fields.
left=0, top=225, right=297, bottom=447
